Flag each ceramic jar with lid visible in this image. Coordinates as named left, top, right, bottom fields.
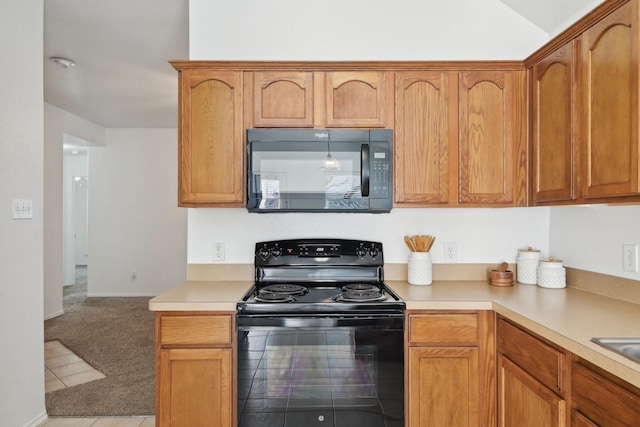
left=516, top=247, right=540, bottom=285
left=537, top=257, right=566, bottom=288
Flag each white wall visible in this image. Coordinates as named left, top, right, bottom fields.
left=0, top=0, right=47, bottom=425
left=190, top=0, right=549, bottom=60
left=550, top=205, right=640, bottom=281
left=189, top=207, right=551, bottom=264
left=88, top=128, right=187, bottom=296
left=44, top=103, right=104, bottom=319
left=187, top=0, right=553, bottom=267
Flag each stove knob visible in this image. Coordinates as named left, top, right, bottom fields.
left=258, top=246, right=270, bottom=260
left=369, top=247, right=379, bottom=258
left=271, top=246, right=282, bottom=258
left=356, top=245, right=367, bottom=258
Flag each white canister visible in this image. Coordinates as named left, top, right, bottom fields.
left=537, top=257, right=566, bottom=288
left=516, top=247, right=541, bottom=285
left=408, top=252, right=432, bottom=285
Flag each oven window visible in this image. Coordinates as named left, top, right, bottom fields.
left=238, top=328, right=404, bottom=427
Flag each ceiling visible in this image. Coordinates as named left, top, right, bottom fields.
left=43, top=0, right=601, bottom=130
left=44, top=0, right=188, bottom=128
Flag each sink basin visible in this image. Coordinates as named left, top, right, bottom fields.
left=591, top=338, right=640, bottom=364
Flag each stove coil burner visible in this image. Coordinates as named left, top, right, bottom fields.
left=255, top=284, right=308, bottom=303
left=254, top=293, right=295, bottom=303
left=342, top=283, right=379, bottom=292
left=336, top=289, right=388, bottom=303
left=260, top=284, right=308, bottom=295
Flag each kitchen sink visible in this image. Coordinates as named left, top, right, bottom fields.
left=591, top=338, right=640, bottom=364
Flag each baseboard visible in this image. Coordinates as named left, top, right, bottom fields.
left=23, top=410, right=48, bottom=427
left=44, top=310, right=64, bottom=320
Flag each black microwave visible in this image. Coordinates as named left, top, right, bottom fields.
left=247, top=129, right=393, bottom=213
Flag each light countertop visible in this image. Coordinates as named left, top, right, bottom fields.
left=149, top=280, right=640, bottom=389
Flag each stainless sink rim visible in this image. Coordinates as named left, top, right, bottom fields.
left=591, top=337, right=640, bottom=364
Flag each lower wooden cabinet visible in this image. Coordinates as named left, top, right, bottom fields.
left=497, top=317, right=568, bottom=427
left=498, top=354, right=566, bottom=426
left=571, top=360, right=640, bottom=426
left=406, top=310, right=495, bottom=427
left=158, top=348, right=233, bottom=427
left=155, top=312, right=235, bottom=427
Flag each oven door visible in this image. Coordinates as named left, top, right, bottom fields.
left=237, top=315, right=404, bottom=427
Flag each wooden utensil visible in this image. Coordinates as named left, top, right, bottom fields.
left=404, top=235, right=416, bottom=252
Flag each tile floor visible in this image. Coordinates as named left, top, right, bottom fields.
left=45, top=340, right=106, bottom=392
left=43, top=340, right=154, bottom=426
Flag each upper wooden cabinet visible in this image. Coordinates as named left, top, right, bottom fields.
left=395, top=71, right=453, bottom=204
left=395, top=68, right=527, bottom=207
left=324, top=71, right=389, bottom=127
left=177, top=69, right=244, bottom=207
left=459, top=70, right=527, bottom=205
left=249, top=70, right=390, bottom=128
left=579, top=0, right=639, bottom=200
left=252, top=71, right=314, bottom=127
left=531, top=41, right=577, bottom=204
left=528, top=0, right=640, bottom=205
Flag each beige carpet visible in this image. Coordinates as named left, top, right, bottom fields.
left=44, top=267, right=155, bottom=416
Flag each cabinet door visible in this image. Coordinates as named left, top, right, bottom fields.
left=458, top=70, right=527, bottom=206
left=408, top=346, right=480, bottom=427
left=498, top=355, right=566, bottom=427
left=531, top=41, right=576, bottom=203
left=395, top=71, right=454, bottom=204
left=580, top=1, right=639, bottom=198
left=178, top=70, right=244, bottom=207
left=572, top=361, right=640, bottom=426
left=158, top=348, right=233, bottom=427
left=252, top=71, right=314, bottom=127
left=325, top=71, right=389, bottom=127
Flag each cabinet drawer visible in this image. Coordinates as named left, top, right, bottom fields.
left=159, top=314, right=232, bottom=346
left=497, top=318, right=565, bottom=393
left=408, top=313, right=479, bottom=345
left=572, top=361, right=640, bottom=426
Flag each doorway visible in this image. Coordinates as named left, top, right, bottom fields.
left=63, top=137, right=90, bottom=290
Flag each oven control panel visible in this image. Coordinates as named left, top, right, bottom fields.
left=255, top=239, right=383, bottom=265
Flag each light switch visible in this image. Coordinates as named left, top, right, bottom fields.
left=12, top=199, right=33, bottom=219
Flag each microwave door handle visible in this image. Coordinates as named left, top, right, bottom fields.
left=361, top=143, right=370, bottom=197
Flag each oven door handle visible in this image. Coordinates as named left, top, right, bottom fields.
left=361, top=143, right=370, bottom=197
left=237, top=314, right=404, bottom=329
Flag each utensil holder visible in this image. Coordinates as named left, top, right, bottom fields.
left=408, top=252, right=432, bottom=285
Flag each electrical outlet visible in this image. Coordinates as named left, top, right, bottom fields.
left=623, top=244, right=638, bottom=273
left=213, top=242, right=225, bottom=262
left=443, top=242, right=457, bottom=263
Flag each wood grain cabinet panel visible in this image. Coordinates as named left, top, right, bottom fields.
left=498, top=355, right=566, bottom=427
left=325, top=71, right=389, bottom=127
left=155, top=312, right=235, bottom=427
left=395, top=71, right=453, bottom=204
left=458, top=70, right=527, bottom=206
left=580, top=0, right=640, bottom=199
left=252, top=71, right=314, bottom=127
left=571, top=361, right=640, bottom=426
left=497, top=318, right=565, bottom=394
left=531, top=41, right=576, bottom=204
left=177, top=69, right=244, bottom=207
left=409, top=346, right=480, bottom=427
left=497, top=317, right=568, bottom=427
left=158, top=348, right=233, bottom=427
left=406, top=311, right=495, bottom=427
